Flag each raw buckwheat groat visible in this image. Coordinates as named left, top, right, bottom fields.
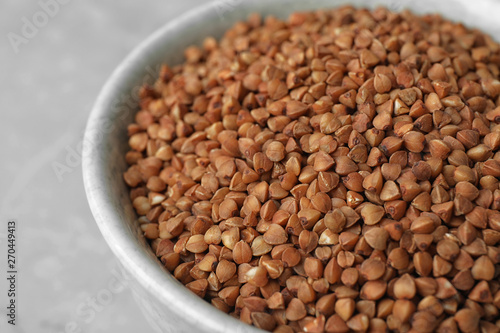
left=124, top=6, right=500, bottom=332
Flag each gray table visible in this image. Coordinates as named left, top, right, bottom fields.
left=0, top=1, right=205, bottom=332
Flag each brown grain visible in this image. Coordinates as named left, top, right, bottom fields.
left=124, top=6, right=500, bottom=333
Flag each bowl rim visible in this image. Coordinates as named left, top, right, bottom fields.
left=83, top=0, right=500, bottom=331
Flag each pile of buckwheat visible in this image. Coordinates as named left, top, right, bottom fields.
left=123, top=6, right=500, bottom=332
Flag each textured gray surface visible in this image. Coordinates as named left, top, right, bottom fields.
left=0, top=1, right=205, bottom=332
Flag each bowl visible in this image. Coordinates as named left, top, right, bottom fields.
left=82, top=0, right=500, bottom=332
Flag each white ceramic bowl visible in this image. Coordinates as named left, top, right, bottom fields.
left=83, top=1, right=500, bottom=332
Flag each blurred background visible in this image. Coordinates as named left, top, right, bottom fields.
left=0, top=1, right=205, bottom=332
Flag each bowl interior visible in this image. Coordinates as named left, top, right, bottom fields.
left=83, top=0, right=500, bottom=332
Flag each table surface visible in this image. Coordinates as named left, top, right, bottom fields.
left=0, top=1, right=206, bottom=332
